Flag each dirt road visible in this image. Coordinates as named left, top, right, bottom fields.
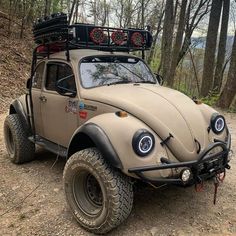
left=0, top=112, right=236, bottom=236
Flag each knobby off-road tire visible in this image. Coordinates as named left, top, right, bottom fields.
left=63, top=148, right=134, bottom=234
left=4, top=114, right=35, bottom=164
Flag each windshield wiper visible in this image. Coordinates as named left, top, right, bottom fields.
left=114, top=60, right=157, bottom=84
left=107, top=80, right=132, bottom=86
left=136, top=81, right=156, bottom=84
left=115, top=61, right=144, bottom=80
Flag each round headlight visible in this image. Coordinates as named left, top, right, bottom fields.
left=211, top=114, right=225, bottom=134
left=132, top=130, right=155, bottom=156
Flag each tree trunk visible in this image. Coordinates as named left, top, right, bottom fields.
left=213, top=0, right=230, bottom=92
left=25, top=0, right=35, bottom=23
left=61, top=0, right=64, bottom=11
left=177, top=0, right=211, bottom=65
left=141, top=0, right=145, bottom=29
left=201, top=0, right=223, bottom=97
left=101, top=0, right=108, bottom=27
left=217, top=30, right=236, bottom=109
left=45, top=0, right=51, bottom=16
left=189, top=48, right=201, bottom=96
left=159, top=0, right=174, bottom=79
left=119, top=0, right=124, bottom=27
left=93, top=1, right=97, bottom=25
left=8, top=0, right=13, bottom=35
left=75, top=0, right=80, bottom=23
left=147, top=9, right=164, bottom=65
left=166, top=0, right=187, bottom=87
left=20, top=17, right=24, bottom=38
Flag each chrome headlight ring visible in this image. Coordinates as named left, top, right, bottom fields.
left=211, top=113, right=225, bottom=134
left=132, top=129, right=155, bottom=157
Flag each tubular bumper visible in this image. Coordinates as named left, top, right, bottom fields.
left=128, top=131, right=231, bottom=185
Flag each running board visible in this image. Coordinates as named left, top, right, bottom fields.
left=29, top=135, right=67, bottom=157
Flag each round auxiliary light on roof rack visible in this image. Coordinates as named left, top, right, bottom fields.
left=111, top=30, right=125, bottom=45
left=131, top=32, right=144, bottom=47
left=90, top=28, right=105, bottom=44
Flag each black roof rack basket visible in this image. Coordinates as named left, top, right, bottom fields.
left=33, top=12, right=153, bottom=59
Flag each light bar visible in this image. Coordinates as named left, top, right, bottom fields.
left=111, top=30, right=125, bottom=45
left=90, top=28, right=105, bottom=44
left=131, top=32, right=144, bottom=47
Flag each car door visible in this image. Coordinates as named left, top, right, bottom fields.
left=40, top=61, right=79, bottom=147
left=31, top=61, right=45, bottom=137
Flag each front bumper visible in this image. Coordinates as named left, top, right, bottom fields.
left=128, top=131, right=231, bottom=186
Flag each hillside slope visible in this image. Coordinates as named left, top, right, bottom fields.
left=0, top=35, right=33, bottom=114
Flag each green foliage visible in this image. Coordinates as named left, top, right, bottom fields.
left=149, top=57, right=160, bottom=71
left=52, top=0, right=63, bottom=13
left=176, top=82, right=193, bottom=97
left=201, top=93, right=220, bottom=106
left=228, top=106, right=236, bottom=113
left=148, top=46, right=161, bottom=71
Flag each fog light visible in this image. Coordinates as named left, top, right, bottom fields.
left=181, top=168, right=191, bottom=183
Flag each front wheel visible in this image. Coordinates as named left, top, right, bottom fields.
left=4, top=114, right=35, bottom=164
left=63, top=148, right=133, bottom=234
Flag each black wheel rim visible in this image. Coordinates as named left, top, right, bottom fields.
left=73, top=170, right=104, bottom=217
left=5, top=126, right=15, bottom=156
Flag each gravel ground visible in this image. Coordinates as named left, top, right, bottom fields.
left=0, top=112, right=235, bottom=236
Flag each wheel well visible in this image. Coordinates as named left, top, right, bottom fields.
left=68, top=132, right=95, bottom=157
left=67, top=123, right=123, bottom=170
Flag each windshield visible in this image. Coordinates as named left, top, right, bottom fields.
left=79, top=56, right=157, bottom=88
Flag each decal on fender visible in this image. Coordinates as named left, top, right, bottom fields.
left=79, top=101, right=97, bottom=111
left=79, top=111, right=88, bottom=119
left=65, top=100, right=78, bottom=114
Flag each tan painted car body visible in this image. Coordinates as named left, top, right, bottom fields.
left=18, top=49, right=227, bottom=180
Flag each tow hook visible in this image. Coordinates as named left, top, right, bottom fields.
left=226, top=164, right=231, bottom=169
left=195, top=176, right=204, bottom=192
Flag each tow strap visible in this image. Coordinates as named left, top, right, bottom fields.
left=213, top=170, right=226, bottom=205
left=195, top=169, right=226, bottom=205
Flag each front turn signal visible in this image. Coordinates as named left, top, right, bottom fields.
left=116, top=111, right=128, bottom=118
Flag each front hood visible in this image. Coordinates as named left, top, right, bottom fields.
left=81, top=84, right=209, bottom=161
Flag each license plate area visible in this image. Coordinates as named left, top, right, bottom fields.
left=198, top=156, right=224, bottom=174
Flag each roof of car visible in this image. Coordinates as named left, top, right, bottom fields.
left=49, top=49, right=132, bottom=63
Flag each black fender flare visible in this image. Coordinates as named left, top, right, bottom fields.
left=67, top=123, right=123, bottom=170
left=9, top=99, right=29, bottom=127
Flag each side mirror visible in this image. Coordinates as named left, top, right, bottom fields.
left=155, top=74, right=164, bottom=85
left=26, top=78, right=32, bottom=89
left=55, top=77, right=77, bottom=97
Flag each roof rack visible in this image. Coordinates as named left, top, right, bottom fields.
left=69, top=23, right=153, bottom=51
left=33, top=13, right=153, bottom=61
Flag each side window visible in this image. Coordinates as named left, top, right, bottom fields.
left=45, top=64, right=58, bottom=91
left=45, top=62, right=75, bottom=91
left=33, top=62, right=45, bottom=89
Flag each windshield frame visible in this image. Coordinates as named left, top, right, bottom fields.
left=78, top=55, right=158, bottom=89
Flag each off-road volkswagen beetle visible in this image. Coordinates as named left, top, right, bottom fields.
left=4, top=13, right=232, bottom=234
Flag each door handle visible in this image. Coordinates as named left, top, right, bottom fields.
left=39, top=96, right=47, bottom=103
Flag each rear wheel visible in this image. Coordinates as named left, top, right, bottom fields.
left=4, top=114, right=35, bottom=164
left=63, top=148, right=133, bottom=234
